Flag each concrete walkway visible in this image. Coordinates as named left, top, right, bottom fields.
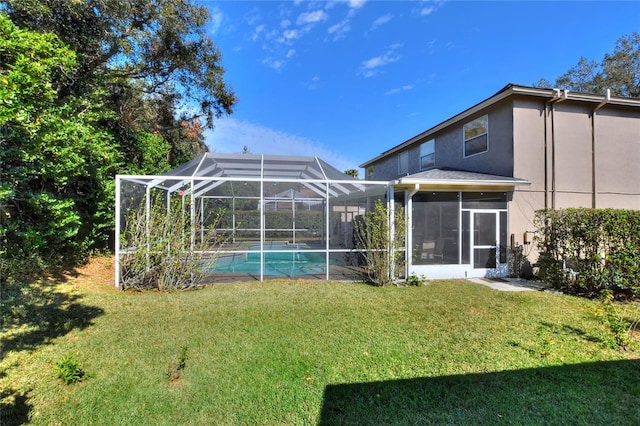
left=469, top=277, right=554, bottom=292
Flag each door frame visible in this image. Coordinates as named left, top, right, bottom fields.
left=466, top=209, right=507, bottom=277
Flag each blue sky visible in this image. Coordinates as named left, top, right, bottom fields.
left=200, top=1, right=639, bottom=173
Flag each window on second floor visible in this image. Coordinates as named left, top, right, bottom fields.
left=420, top=139, right=435, bottom=170
left=463, top=115, right=488, bottom=157
left=398, top=151, right=409, bottom=175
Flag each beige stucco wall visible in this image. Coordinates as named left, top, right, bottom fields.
left=510, top=97, right=640, bottom=251
left=595, top=109, right=640, bottom=208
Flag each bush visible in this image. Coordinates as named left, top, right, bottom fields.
left=534, top=208, right=640, bottom=297
left=119, top=195, right=228, bottom=290
left=54, top=353, right=85, bottom=385
left=353, top=200, right=406, bottom=286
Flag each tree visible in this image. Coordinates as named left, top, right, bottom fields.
left=3, top=0, right=237, bottom=165
left=3, top=0, right=237, bottom=123
left=344, top=169, right=359, bottom=178
left=533, top=32, right=639, bottom=97
left=601, top=32, right=640, bottom=98
left=554, top=57, right=600, bottom=94
left=0, top=14, right=119, bottom=262
left=1, top=0, right=237, bottom=266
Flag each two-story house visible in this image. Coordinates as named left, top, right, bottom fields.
left=360, top=84, right=640, bottom=280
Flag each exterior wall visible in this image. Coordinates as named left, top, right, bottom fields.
left=366, top=100, right=515, bottom=181
left=510, top=98, right=546, bottom=244
left=595, top=108, right=640, bottom=208
left=437, top=102, right=514, bottom=176
left=553, top=102, right=594, bottom=209
left=510, top=97, right=640, bottom=250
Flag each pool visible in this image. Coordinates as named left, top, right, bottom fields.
left=207, top=245, right=328, bottom=277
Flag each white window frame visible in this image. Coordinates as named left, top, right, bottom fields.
left=398, top=151, right=409, bottom=175
left=420, top=139, right=435, bottom=170
left=463, top=115, right=489, bottom=158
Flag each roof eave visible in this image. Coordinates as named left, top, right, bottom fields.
left=393, top=177, right=531, bottom=190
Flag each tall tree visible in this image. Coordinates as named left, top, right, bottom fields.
left=0, top=14, right=119, bottom=262
left=533, top=32, right=639, bottom=98
left=3, top=0, right=237, bottom=164
left=601, top=32, right=640, bottom=97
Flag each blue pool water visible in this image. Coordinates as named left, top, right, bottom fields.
left=208, top=245, right=328, bottom=277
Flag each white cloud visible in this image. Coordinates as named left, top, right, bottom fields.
left=359, top=45, right=402, bottom=77
left=251, top=24, right=265, bottom=42
left=205, top=118, right=357, bottom=171
left=352, top=0, right=367, bottom=7
left=385, top=84, right=414, bottom=95
left=371, top=13, right=392, bottom=30
left=416, top=0, right=445, bottom=16
left=281, top=29, right=300, bottom=41
left=306, top=75, right=321, bottom=90
left=208, top=7, right=224, bottom=35
left=347, top=0, right=367, bottom=9
left=297, top=10, right=329, bottom=25
left=262, top=57, right=285, bottom=70
left=327, top=19, right=351, bottom=40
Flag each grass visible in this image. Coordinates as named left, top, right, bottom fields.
left=1, top=258, right=639, bottom=425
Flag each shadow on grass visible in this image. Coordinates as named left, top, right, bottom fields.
left=1, top=274, right=105, bottom=358
left=1, top=272, right=104, bottom=424
left=0, top=389, right=31, bottom=426
left=319, top=359, right=640, bottom=425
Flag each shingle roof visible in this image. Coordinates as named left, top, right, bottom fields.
left=395, top=168, right=529, bottom=186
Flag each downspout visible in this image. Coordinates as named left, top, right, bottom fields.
left=543, top=89, right=560, bottom=209
left=591, top=89, right=610, bottom=208
left=545, top=89, right=568, bottom=210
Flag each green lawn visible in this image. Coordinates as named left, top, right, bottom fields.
left=2, top=271, right=639, bottom=425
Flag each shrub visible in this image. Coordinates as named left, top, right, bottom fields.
left=119, top=195, right=228, bottom=290
left=166, top=345, right=189, bottom=382
left=406, top=273, right=426, bottom=286
left=353, top=200, right=406, bottom=286
left=534, top=208, right=640, bottom=297
left=54, top=353, right=85, bottom=385
left=597, top=290, right=639, bottom=351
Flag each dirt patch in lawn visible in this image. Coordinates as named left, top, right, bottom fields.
left=66, top=256, right=116, bottom=293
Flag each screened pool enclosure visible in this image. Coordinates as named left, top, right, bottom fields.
left=115, top=153, right=391, bottom=287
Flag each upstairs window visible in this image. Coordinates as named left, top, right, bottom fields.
left=398, top=151, right=409, bottom=175
left=463, top=115, right=488, bottom=157
left=420, top=139, right=435, bottom=169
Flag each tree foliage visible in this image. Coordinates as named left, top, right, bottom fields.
left=533, top=32, right=639, bottom=97
left=344, top=169, right=359, bottom=178
left=4, top=0, right=236, bottom=123
left=0, top=14, right=119, bottom=262
left=0, top=1, right=236, bottom=267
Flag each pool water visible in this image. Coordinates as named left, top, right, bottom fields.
left=208, top=247, right=328, bottom=277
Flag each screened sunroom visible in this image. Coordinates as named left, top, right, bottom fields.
left=115, top=153, right=391, bottom=287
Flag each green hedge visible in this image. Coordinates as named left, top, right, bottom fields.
left=534, top=208, right=640, bottom=297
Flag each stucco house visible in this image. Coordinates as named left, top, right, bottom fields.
left=360, top=83, right=640, bottom=280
